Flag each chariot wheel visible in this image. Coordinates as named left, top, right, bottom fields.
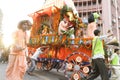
left=42, top=60, right=53, bottom=71
left=64, top=52, right=91, bottom=80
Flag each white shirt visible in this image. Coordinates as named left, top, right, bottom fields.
left=31, top=48, right=43, bottom=60
left=58, top=19, right=69, bottom=35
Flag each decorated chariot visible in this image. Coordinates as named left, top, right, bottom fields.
left=28, top=1, right=93, bottom=80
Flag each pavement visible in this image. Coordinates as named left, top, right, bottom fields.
left=0, top=62, right=43, bottom=80
left=0, top=63, right=7, bottom=80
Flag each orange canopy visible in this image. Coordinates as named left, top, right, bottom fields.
left=29, top=6, right=60, bottom=20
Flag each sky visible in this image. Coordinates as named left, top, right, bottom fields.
left=0, top=0, right=45, bottom=47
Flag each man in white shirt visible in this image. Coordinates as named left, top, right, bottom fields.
left=27, top=46, right=49, bottom=75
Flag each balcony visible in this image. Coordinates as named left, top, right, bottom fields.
left=76, top=5, right=102, bottom=13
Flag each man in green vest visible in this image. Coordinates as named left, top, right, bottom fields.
left=87, top=29, right=113, bottom=80
left=109, top=48, right=120, bottom=79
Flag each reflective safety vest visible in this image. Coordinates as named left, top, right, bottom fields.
left=92, top=36, right=104, bottom=56
left=111, top=53, right=119, bottom=65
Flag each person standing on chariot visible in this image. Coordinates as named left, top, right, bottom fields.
left=86, top=12, right=101, bottom=38
left=6, top=20, right=32, bottom=80
left=86, top=29, right=113, bottom=80
left=59, top=5, right=78, bottom=44
left=58, top=15, right=69, bottom=35
left=58, top=9, right=71, bottom=44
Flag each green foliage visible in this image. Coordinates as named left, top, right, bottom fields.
left=60, top=5, right=73, bottom=20
left=61, top=29, right=74, bottom=38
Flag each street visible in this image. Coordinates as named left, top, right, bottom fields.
left=0, top=63, right=67, bottom=80
left=0, top=62, right=117, bottom=80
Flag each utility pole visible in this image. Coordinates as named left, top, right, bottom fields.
left=115, top=0, right=120, bottom=43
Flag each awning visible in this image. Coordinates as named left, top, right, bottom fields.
left=29, top=6, right=60, bottom=19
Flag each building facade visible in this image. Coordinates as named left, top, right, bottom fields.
left=73, top=0, right=120, bottom=42
left=0, top=9, right=3, bottom=31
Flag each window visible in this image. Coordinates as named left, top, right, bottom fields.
left=83, top=2, right=86, bottom=6
left=100, top=10, right=102, bottom=14
left=98, top=23, right=103, bottom=27
left=74, top=2, right=77, bottom=6
left=79, top=2, right=82, bottom=6
left=79, top=13, right=82, bottom=17
left=92, top=0, right=96, bottom=5
left=88, top=1, right=91, bottom=6
left=88, top=12, right=91, bottom=16
left=98, top=0, right=102, bottom=4
left=83, top=12, right=86, bottom=17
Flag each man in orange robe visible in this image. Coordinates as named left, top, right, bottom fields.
left=6, top=20, right=32, bottom=80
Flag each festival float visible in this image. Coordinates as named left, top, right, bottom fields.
left=28, top=0, right=93, bottom=80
